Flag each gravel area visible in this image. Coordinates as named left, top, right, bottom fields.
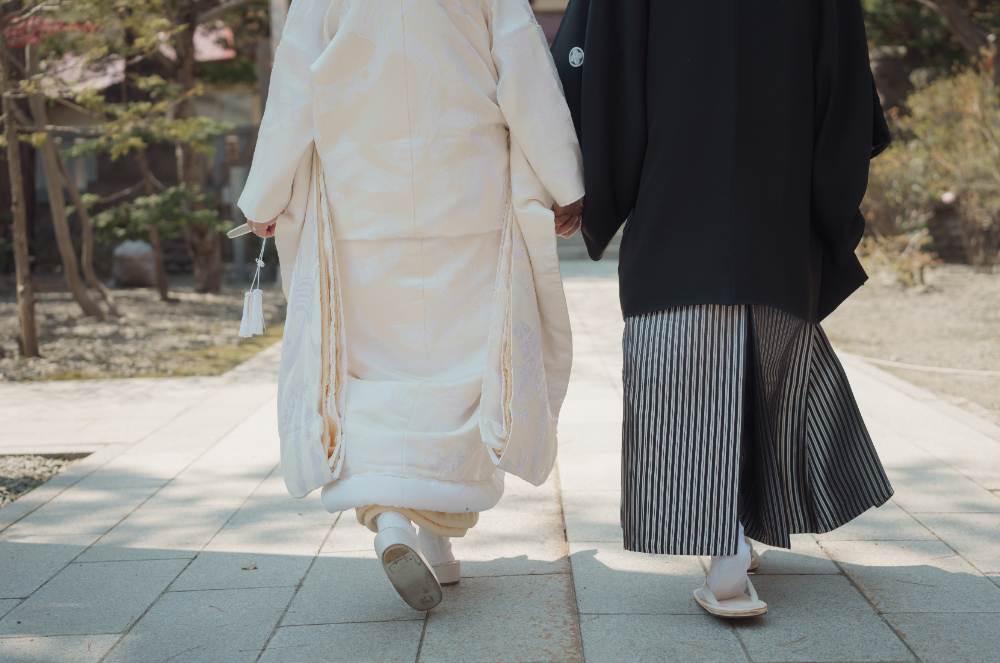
left=0, top=276, right=286, bottom=381
left=0, top=455, right=80, bottom=509
left=824, top=263, right=1000, bottom=424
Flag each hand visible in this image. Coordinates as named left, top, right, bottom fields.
left=247, top=217, right=278, bottom=238
left=552, top=197, right=583, bottom=239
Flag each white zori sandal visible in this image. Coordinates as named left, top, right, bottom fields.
left=747, top=536, right=759, bottom=572
left=373, top=512, right=442, bottom=610
left=694, top=523, right=767, bottom=618
left=693, top=577, right=768, bottom=618
left=417, top=527, right=461, bottom=585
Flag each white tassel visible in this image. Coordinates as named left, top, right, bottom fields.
left=239, top=239, right=268, bottom=338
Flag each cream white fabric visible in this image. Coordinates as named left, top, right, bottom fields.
left=417, top=528, right=455, bottom=567
left=238, top=0, right=582, bottom=508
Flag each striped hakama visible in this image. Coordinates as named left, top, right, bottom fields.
left=621, top=305, right=893, bottom=556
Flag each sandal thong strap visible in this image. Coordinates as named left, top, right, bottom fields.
left=699, top=582, right=721, bottom=606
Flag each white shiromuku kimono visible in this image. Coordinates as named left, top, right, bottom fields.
left=238, top=0, right=584, bottom=521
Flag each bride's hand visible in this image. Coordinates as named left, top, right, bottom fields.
left=553, top=197, right=583, bottom=239
left=247, top=217, right=278, bottom=238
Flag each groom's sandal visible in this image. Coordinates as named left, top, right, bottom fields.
left=747, top=538, right=759, bottom=572
left=693, top=577, right=768, bottom=618
left=375, top=528, right=443, bottom=610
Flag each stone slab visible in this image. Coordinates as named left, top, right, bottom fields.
left=96, top=452, right=200, bottom=482
left=886, top=463, right=1000, bottom=514
left=557, top=422, right=622, bottom=455
left=282, top=552, right=424, bottom=625
left=569, top=542, right=705, bottom=615
left=814, top=501, right=936, bottom=541
left=140, top=472, right=268, bottom=509
left=748, top=534, right=840, bottom=575
left=561, top=490, right=622, bottom=542
left=0, top=634, right=119, bottom=663
left=0, top=534, right=101, bottom=598
left=0, top=599, right=19, bottom=619
left=320, top=513, right=373, bottom=554
left=557, top=395, right=623, bottom=425
left=76, top=505, right=237, bottom=562
left=731, top=575, right=913, bottom=662
left=580, top=614, right=748, bottom=663
left=170, top=550, right=315, bottom=592
left=1, top=485, right=160, bottom=537
left=557, top=454, right=620, bottom=492
left=103, top=587, right=294, bottom=663
left=452, top=511, right=569, bottom=578
left=419, top=574, right=581, bottom=663
left=912, top=513, right=1000, bottom=574
left=487, top=472, right=563, bottom=519
left=821, top=540, right=1000, bottom=613
left=260, top=621, right=424, bottom=663
left=0, top=559, right=189, bottom=636
left=170, top=481, right=333, bottom=591
left=886, top=613, right=1000, bottom=663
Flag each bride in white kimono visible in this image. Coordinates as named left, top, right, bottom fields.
left=239, top=0, right=583, bottom=610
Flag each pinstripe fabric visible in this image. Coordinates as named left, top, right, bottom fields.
left=622, top=305, right=893, bottom=555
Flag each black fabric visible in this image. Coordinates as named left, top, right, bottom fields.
left=551, top=0, right=891, bottom=324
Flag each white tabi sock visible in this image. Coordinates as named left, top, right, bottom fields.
left=375, top=511, right=414, bottom=536
left=707, top=522, right=752, bottom=600
left=416, top=527, right=454, bottom=567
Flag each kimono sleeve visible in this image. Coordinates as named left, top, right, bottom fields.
left=238, top=0, right=335, bottom=223
left=553, top=0, right=648, bottom=260
left=811, top=0, right=889, bottom=267
left=491, top=0, right=584, bottom=207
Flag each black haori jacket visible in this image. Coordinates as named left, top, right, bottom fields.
left=551, top=0, right=891, bottom=323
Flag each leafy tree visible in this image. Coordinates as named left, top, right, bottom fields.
left=865, top=1, right=1000, bottom=74
left=908, top=52, right=1000, bottom=270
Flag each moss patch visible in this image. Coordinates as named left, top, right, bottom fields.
left=38, top=324, right=283, bottom=380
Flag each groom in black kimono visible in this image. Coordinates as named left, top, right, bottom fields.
left=552, top=0, right=894, bottom=617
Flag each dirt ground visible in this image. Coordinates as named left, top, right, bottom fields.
left=0, top=275, right=285, bottom=381
left=823, top=263, right=1000, bottom=424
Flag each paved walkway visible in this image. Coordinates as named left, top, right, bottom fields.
left=1, top=261, right=999, bottom=663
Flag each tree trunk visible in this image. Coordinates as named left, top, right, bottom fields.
left=25, top=46, right=104, bottom=319
left=920, top=0, right=989, bottom=54
left=184, top=226, right=223, bottom=293
left=918, top=0, right=994, bottom=79
left=2, top=48, right=39, bottom=357
left=56, top=156, right=120, bottom=317
left=136, top=150, right=172, bottom=302
left=174, top=20, right=223, bottom=292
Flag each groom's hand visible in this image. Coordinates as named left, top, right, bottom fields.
left=553, top=197, right=583, bottom=239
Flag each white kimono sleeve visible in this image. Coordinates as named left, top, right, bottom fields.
left=491, top=0, right=584, bottom=207
left=237, top=0, right=337, bottom=225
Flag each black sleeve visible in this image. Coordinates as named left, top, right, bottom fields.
left=871, top=73, right=891, bottom=157
left=551, top=0, right=649, bottom=260
left=811, top=0, right=889, bottom=267
left=550, top=0, right=589, bottom=145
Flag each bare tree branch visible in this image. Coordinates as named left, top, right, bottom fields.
left=14, top=123, right=100, bottom=135
left=147, top=168, right=167, bottom=192
left=9, top=0, right=62, bottom=25
left=56, top=98, right=107, bottom=121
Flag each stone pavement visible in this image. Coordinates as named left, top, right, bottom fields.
left=1, top=260, right=999, bottom=662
